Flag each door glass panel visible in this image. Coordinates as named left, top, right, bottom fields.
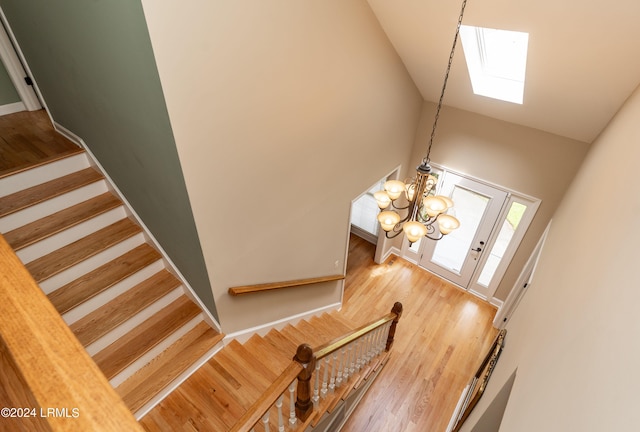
left=431, top=186, right=490, bottom=273
left=477, top=202, right=527, bottom=287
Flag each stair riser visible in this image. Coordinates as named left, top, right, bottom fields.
left=39, top=233, right=145, bottom=294
left=0, top=153, right=90, bottom=198
left=62, top=260, right=165, bottom=325
left=17, top=208, right=126, bottom=264
left=109, top=314, right=204, bottom=388
left=0, top=181, right=108, bottom=232
left=86, top=287, right=184, bottom=356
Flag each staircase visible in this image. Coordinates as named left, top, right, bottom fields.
left=244, top=312, right=393, bottom=431
left=0, top=149, right=224, bottom=418
left=140, top=305, right=400, bottom=432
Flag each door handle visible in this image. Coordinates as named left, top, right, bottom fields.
left=471, top=241, right=485, bottom=253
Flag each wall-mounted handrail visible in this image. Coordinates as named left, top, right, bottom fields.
left=228, top=274, right=345, bottom=296
left=231, top=302, right=403, bottom=431
left=0, top=234, right=143, bottom=431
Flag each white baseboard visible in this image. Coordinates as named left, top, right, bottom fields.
left=0, top=101, right=25, bottom=115
left=223, top=302, right=342, bottom=344
left=380, top=246, right=401, bottom=263
left=490, top=296, right=504, bottom=309
left=51, top=121, right=222, bottom=334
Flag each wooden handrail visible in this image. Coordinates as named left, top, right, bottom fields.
left=230, top=302, right=403, bottom=431
left=314, top=310, right=397, bottom=360
left=229, top=362, right=303, bottom=432
left=228, top=274, right=345, bottom=296
left=0, top=235, right=143, bottom=431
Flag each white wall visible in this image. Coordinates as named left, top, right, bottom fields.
left=409, top=102, right=590, bottom=300
left=141, top=1, right=422, bottom=333
left=460, top=83, right=640, bottom=431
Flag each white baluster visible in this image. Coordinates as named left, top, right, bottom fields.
left=376, top=326, right=384, bottom=355
left=345, top=343, right=353, bottom=380
left=312, top=361, right=321, bottom=405
left=329, top=352, right=337, bottom=393
left=321, top=357, right=330, bottom=398
left=288, top=380, right=297, bottom=428
left=367, top=331, right=375, bottom=363
left=352, top=339, right=358, bottom=373
left=276, top=393, right=285, bottom=432
left=336, top=347, right=345, bottom=388
left=262, top=410, right=270, bottom=432
left=355, top=338, right=362, bottom=372
left=364, top=332, right=372, bottom=365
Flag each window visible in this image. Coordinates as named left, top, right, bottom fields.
left=477, top=201, right=527, bottom=287
left=460, top=25, right=529, bottom=104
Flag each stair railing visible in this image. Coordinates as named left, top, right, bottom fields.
left=230, top=302, right=403, bottom=432
left=0, top=234, right=143, bottom=431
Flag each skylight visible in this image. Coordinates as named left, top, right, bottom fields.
left=459, top=25, right=529, bottom=104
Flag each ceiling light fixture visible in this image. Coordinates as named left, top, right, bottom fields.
left=375, top=0, right=467, bottom=244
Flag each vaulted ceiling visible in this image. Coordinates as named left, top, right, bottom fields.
left=367, top=0, right=640, bottom=143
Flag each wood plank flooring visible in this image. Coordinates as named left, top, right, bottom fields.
left=0, top=110, right=80, bottom=177
left=139, top=234, right=497, bottom=431
left=338, top=235, right=498, bottom=432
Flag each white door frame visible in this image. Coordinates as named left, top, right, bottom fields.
left=493, top=220, right=551, bottom=328
left=0, top=8, right=42, bottom=112
left=418, top=172, right=509, bottom=288
left=400, top=163, right=541, bottom=305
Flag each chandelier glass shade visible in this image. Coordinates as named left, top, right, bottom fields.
left=375, top=0, right=468, bottom=244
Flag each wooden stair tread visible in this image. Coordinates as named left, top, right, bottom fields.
left=117, top=321, right=223, bottom=413
left=48, top=243, right=161, bottom=314
left=297, top=319, right=332, bottom=344
left=70, top=270, right=181, bottom=346
left=94, top=295, right=201, bottom=380
left=26, top=218, right=142, bottom=283
left=207, top=357, right=264, bottom=408
left=0, top=167, right=103, bottom=217
left=314, top=313, right=353, bottom=334
left=264, top=329, right=298, bottom=354
left=244, top=335, right=291, bottom=374
left=4, top=192, right=122, bottom=250
left=197, top=363, right=250, bottom=429
left=224, top=340, right=279, bottom=383
left=0, top=146, right=84, bottom=179
left=328, top=312, right=358, bottom=330
left=279, top=324, right=309, bottom=346
left=214, top=344, right=274, bottom=398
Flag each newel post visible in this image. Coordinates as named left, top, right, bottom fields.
left=386, top=302, right=403, bottom=351
left=294, top=343, right=315, bottom=421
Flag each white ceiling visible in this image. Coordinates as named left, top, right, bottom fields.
left=367, top=0, right=640, bottom=143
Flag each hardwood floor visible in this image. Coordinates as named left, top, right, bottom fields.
left=339, top=235, right=498, bottom=432
left=139, top=234, right=497, bottom=431
left=0, top=110, right=80, bottom=177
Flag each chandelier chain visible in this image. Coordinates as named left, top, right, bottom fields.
left=425, top=0, right=468, bottom=162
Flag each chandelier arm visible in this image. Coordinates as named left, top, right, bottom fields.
left=425, top=232, right=444, bottom=241
left=384, top=225, right=406, bottom=239
left=424, top=0, right=468, bottom=162
left=389, top=202, right=411, bottom=211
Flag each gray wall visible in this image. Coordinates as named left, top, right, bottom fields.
left=0, top=58, right=19, bottom=105
left=0, top=0, right=217, bottom=319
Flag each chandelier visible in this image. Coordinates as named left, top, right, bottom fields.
left=375, top=0, right=468, bottom=244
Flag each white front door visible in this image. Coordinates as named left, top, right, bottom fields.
left=418, top=172, right=508, bottom=287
